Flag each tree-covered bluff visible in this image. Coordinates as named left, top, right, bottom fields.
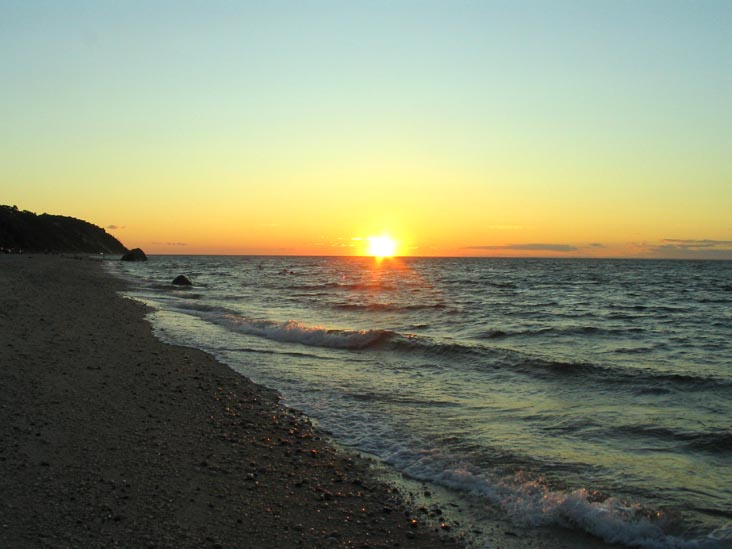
left=0, top=205, right=128, bottom=254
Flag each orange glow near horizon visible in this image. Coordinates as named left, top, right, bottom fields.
left=3, top=3, right=732, bottom=261
left=366, top=235, right=398, bottom=258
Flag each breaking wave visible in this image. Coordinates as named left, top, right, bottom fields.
left=217, top=314, right=395, bottom=350
left=378, top=446, right=713, bottom=549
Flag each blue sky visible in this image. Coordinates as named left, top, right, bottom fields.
left=2, top=1, right=731, bottom=256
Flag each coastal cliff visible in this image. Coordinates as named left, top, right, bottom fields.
left=0, top=205, right=127, bottom=254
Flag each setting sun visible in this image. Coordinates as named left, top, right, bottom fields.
left=367, top=235, right=398, bottom=257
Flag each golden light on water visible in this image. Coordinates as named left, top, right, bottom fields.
left=366, top=235, right=398, bottom=258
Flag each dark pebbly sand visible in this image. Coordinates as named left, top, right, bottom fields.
left=0, top=255, right=459, bottom=548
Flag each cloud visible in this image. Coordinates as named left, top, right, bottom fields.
left=107, top=224, right=125, bottom=230
left=660, top=239, right=732, bottom=250
left=646, top=238, right=732, bottom=259
left=465, top=243, right=578, bottom=252
left=589, top=243, right=606, bottom=248
left=152, top=241, right=188, bottom=247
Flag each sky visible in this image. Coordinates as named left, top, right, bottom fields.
left=2, top=0, right=731, bottom=257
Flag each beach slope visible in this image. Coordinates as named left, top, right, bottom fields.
left=0, top=256, right=456, bottom=548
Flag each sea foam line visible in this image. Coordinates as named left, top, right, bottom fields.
left=383, top=447, right=716, bottom=548
left=219, top=314, right=394, bottom=350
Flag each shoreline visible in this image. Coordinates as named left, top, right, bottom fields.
left=0, top=255, right=458, bottom=548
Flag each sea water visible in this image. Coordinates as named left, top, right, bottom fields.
left=108, top=256, right=732, bottom=547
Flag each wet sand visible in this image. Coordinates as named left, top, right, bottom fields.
left=0, top=255, right=459, bottom=548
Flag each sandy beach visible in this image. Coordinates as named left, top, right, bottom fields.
left=0, top=255, right=458, bottom=548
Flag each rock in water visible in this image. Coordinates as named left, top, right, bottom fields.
left=172, top=275, right=192, bottom=286
left=121, top=248, right=147, bottom=262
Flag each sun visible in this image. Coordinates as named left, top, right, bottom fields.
left=367, top=235, right=398, bottom=258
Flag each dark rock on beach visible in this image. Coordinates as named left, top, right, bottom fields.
left=172, top=275, right=192, bottom=286
left=121, top=248, right=147, bottom=262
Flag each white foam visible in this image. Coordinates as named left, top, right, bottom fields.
left=377, top=447, right=708, bottom=548
left=219, top=315, right=392, bottom=350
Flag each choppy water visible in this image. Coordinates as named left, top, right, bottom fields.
left=108, top=256, right=732, bottom=547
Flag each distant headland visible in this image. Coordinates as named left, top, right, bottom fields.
left=0, top=205, right=128, bottom=254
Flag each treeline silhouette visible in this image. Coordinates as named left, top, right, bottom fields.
left=0, top=205, right=128, bottom=254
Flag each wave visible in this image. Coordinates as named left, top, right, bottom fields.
left=280, top=282, right=342, bottom=291
left=283, top=281, right=398, bottom=292
left=217, top=314, right=396, bottom=350
left=149, top=282, right=205, bottom=296
left=608, top=304, right=691, bottom=314
left=163, top=297, right=732, bottom=394
left=451, top=278, right=517, bottom=289
left=334, top=302, right=447, bottom=312
left=508, top=355, right=732, bottom=393
left=477, top=325, right=646, bottom=340
left=384, top=336, right=732, bottom=393
left=213, top=312, right=732, bottom=392
left=164, top=298, right=418, bottom=352
left=152, top=292, right=732, bottom=395
left=613, top=425, right=732, bottom=455
left=383, top=447, right=709, bottom=548
left=349, top=391, right=459, bottom=407
left=173, top=301, right=223, bottom=313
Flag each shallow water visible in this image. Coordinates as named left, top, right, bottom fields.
left=109, top=256, right=732, bottom=547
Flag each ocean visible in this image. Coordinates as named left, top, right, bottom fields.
left=108, top=256, right=732, bottom=548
